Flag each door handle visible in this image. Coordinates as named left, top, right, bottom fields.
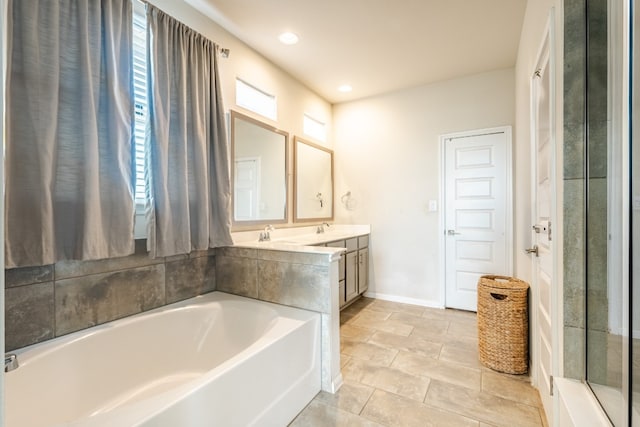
left=447, top=229, right=461, bottom=236
left=525, top=245, right=539, bottom=257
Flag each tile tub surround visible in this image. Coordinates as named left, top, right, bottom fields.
left=216, top=245, right=344, bottom=393
left=291, top=298, right=548, bottom=427
left=5, top=240, right=216, bottom=351
left=223, top=223, right=371, bottom=394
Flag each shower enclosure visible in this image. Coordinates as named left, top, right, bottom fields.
left=577, top=0, right=640, bottom=424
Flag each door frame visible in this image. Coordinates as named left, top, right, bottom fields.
left=439, top=126, right=514, bottom=309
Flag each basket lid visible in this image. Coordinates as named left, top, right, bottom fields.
left=479, top=275, right=529, bottom=290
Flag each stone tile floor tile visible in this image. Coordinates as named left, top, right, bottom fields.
left=392, top=351, right=482, bottom=391
left=425, top=379, right=543, bottom=427
left=341, top=338, right=399, bottom=366
left=291, top=297, right=546, bottom=426
left=290, top=400, right=383, bottom=427
left=343, top=358, right=431, bottom=402
left=368, top=330, right=442, bottom=359
left=313, top=380, right=375, bottom=415
left=361, top=389, right=479, bottom=427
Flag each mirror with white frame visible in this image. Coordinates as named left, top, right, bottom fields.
left=231, top=110, right=288, bottom=227
left=294, top=136, right=334, bottom=221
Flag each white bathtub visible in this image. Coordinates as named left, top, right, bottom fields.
left=6, top=292, right=321, bottom=427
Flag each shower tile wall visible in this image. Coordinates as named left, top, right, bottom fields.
left=5, top=239, right=216, bottom=351
left=562, top=0, right=609, bottom=381
left=563, top=0, right=586, bottom=379
left=585, top=0, right=610, bottom=386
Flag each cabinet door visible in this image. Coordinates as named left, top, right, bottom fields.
left=358, top=248, right=369, bottom=294
left=345, top=251, right=358, bottom=302
left=339, top=280, right=346, bottom=308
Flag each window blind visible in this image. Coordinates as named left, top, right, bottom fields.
left=132, top=0, right=147, bottom=206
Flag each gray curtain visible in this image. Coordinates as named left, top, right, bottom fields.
left=146, top=5, right=232, bottom=258
left=6, top=0, right=135, bottom=268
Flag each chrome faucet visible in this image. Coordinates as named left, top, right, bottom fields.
left=316, top=222, right=331, bottom=234
left=5, top=353, right=18, bottom=372
left=259, top=224, right=274, bottom=242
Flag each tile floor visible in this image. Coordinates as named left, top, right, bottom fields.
left=290, top=297, right=548, bottom=427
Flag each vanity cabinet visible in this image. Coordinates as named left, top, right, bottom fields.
left=327, top=240, right=347, bottom=308
left=324, top=234, right=369, bottom=309
left=345, top=251, right=358, bottom=302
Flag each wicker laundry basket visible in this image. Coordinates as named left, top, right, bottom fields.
left=477, top=275, right=529, bottom=374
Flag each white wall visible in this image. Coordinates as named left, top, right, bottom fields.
left=332, top=68, right=515, bottom=306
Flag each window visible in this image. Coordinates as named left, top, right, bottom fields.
left=235, top=78, right=277, bottom=121
left=132, top=0, right=147, bottom=207
left=303, top=113, right=326, bottom=142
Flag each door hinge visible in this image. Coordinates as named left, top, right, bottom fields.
left=548, top=221, right=552, bottom=241
left=550, top=375, right=554, bottom=396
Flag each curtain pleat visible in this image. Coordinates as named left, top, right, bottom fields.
left=5, top=0, right=135, bottom=268
left=146, top=5, right=232, bottom=258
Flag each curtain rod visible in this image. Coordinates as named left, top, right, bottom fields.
left=139, top=0, right=230, bottom=58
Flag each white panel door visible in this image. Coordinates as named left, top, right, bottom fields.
left=234, top=157, right=260, bottom=220
left=444, top=129, right=512, bottom=311
left=530, top=29, right=555, bottom=421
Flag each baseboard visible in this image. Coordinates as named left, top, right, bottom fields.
left=362, top=291, right=443, bottom=309
left=555, top=377, right=612, bottom=427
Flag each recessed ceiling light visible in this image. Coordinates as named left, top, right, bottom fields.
left=278, top=32, right=299, bottom=45
left=338, top=84, right=353, bottom=93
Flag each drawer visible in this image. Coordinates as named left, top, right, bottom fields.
left=346, top=238, right=358, bottom=252
left=358, top=235, right=369, bottom=248
left=327, top=240, right=345, bottom=248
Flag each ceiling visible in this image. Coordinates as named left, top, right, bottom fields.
left=189, top=0, right=528, bottom=104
